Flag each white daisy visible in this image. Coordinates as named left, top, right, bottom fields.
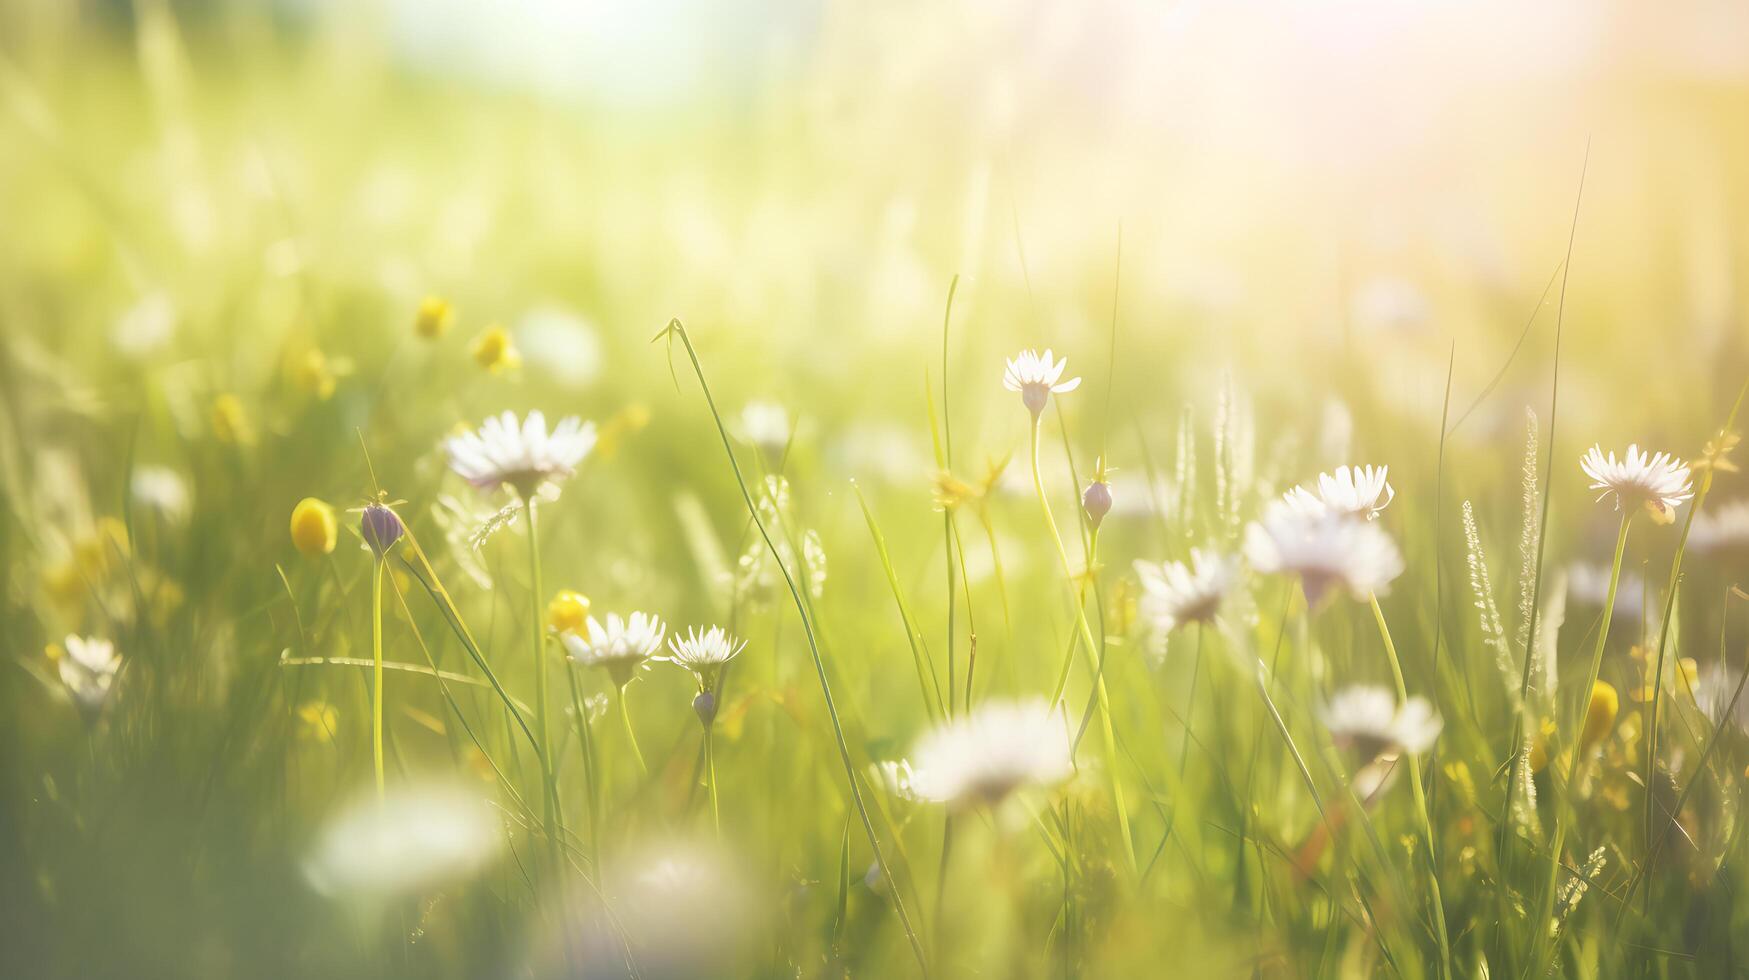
left=1689, top=500, right=1749, bottom=555
left=1281, top=465, right=1395, bottom=521
left=738, top=400, right=791, bottom=453
left=130, top=466, right=190, bottom=524
left=304, top=781, right=502, bottom=901
left=1243, top=499, right=1404, bottom=605
left=1580, top=444, right=1693, bottom=524
left=445, top=410, right=597, bottom=499
left=661, top=625, right=746, bottom=685
left=1321, top=685, right=1443, bottom=759
left=561, top=612, right=667, bottom=688
left=58, top=634, right=121, bottom=716
left=910, top=699, right=1074, bottom=809
left=1135, top=550, right=1237, bottom=634
left=1002, top=349, right=1081, bottom=416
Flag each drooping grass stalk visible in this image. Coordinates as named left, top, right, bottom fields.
left=522, top=495, right=564, bottom=878
left=1530, top=510, right=1629, bottom=978
left=655, top=319, right=929, bottom=975
left=1369, top=595, right=1452, bottom=980
left=370, top=557, right=386, bottom=800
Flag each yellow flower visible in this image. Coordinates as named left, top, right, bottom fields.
left=290, top=497, right=339, bottom=557
left=593, top=404, right=650, bottom=458
left=547, top=589, right=591, bottom=634
left=414, top=296, right=453, bottom=339
left=298, top=700, right=339, bottom=742
left=470, top=325, right=520, bottom=373
left=1581, top=680, right=1619, bottom=752
left=292, top=348, right=340, bottom=400
left=1529, top=718, right=1557, bottom=773
left=211, top=393, right=254, bottom=445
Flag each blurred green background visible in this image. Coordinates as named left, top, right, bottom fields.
left=7, top=0, right=1749, bottom=976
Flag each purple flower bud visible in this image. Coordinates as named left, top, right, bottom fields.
left=1082, top=480, right=1113, bottom=528
left=693, top=690, right=717, bottom=728
left=361, top=503, right=404, bottom=559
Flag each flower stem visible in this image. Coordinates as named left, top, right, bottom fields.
left=562, top=662, right=601, bottom=868
left=523, top=496, right=563, bottom=877
left=1531, top=510, right=1630, bottom=976
left=370, top=558, right=386, bottom=800
left=1030, top=413, right=1136, bottom=875
left=618, top=686, right=647, bottom=774
left=704, top=724, right=720, bottom=834
left=1370, top=594, right=1451, bottom=980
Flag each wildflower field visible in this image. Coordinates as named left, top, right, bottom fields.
left=9, top=2, right=1749, bottom=977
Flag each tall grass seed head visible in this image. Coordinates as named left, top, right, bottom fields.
left=1002, top=348, right=1080, bottom=417
left=414, top=296, right=452, bottom=339
left=290, top=497, right=339, bottom=557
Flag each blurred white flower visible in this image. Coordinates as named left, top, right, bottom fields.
left=446, top=410, right=596, bottom=499
left=1695, top=665, right=1749, bottom=733
left=130, top=466, right=190, bottom=524
left=561, top=612, right=667, bottom=688
left=1002, top=348, right=1081, bottom=416
left=58, top=635, right=120, bottom=716
left=1135, top=550, right=1237, bottom=634
left=1321, top=685, right=1442, bottom=759
left=1243, top=499, right=1404, bottom=605
left=304, top=782, right=502, bottom=901
left=871, top=759, right=923, bottom=803
left=911, top=699, right=1073, bottom=809
left=1580, top=444, right=1693, bottom=525
left=517, top=306, right=603, bottom=390
left=112, top=292, right=176, bottom=357
left=1351, top=276, right=1431, bottom=334
left=1282, top=464, right=1395, bottom=521
left=1689, top=499, right=1749, bottom=555
left=737, top=400, right=791, bottom=453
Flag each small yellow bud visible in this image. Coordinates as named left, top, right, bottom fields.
left=211, top=393, right=254, bottom=445
left=292, top=349, right=339, bottom=400
left=290, top=497, right=339, bottom=558
left=547, top=589, right=591, bottom=634
left=414, top=296, right=453, bottom=339
left=470, top=325, right=520, bottom=373
left=297, top=700, right=339, bottom=742
left=1581, top=681, right=1619, bottom=751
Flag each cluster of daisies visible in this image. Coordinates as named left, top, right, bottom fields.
left=882, top=350, right=1704, bottom=816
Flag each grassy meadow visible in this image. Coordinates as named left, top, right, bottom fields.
left=7, top=2, right=1749, bottom=977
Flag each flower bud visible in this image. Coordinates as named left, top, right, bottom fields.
left=361, top=503, right=404, bottom=559
left=693, top=690, right=718, bottom=728
left=290, top=498, right=339, bottom=558
left=1082, top=480, right=1113, bottom=528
